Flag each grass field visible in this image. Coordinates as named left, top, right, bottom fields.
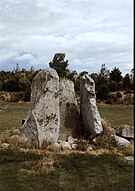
left=97, top=103, right=134, bottom=126
left=0, top=102, right=134, bottom=136
left=0, top=149, right=134, bottom=191
left=0, top=101, right=134, bottom=191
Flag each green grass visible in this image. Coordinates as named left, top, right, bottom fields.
left=0, top=102, right=29, bottom=138
left=98, top=103, right=134, bottom=126
left=0, top=102, right=134, bottom=191
left=0, top=150, right=134, bottom=191
left=0, top=102, right=133, bottom=136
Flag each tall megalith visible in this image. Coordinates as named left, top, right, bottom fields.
left=20, top=68, right=60, bottom=147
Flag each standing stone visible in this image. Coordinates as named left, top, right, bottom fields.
left=59, top=79, right=81, bottom=140
left=20, top=68, right=60, bottom=148
left=80, top=74, right=103, bottom=138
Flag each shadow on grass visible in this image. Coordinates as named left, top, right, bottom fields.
left=0, top=150, right=134, bottom=191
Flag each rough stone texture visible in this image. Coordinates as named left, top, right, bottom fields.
left=80, top=74, right=103, bottom=138
left=124, top=156, right=134, bottom=165
left=47, top=143, right=61, bottom=152
left=59, top=79, right=81, bottom=140
left=59, top=141, right=72, bottom=150
left=114, top=135, right=130, bottom=146
left=20, top=68, right=60, bottom=147
left=116, top=125, right=134, bottom=139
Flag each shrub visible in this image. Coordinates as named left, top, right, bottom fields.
left=95, top=119, right=117, bottom=149
left=116, top=91, right=122, bottom=98
left=124, top=89, right=133, bottom=94
left=76, top=139, right=89, bottom=151
left=11, top=91, right=25, bottom=102
left=97, top=84, right=109, bottom=100
left=107, top=94, right=118, bottom=103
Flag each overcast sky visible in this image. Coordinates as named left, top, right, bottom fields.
left=0, top=0, right=133, bottom=75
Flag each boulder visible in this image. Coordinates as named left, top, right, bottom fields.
left=116, top=125, right=134, bottom=139
left=47, top=143, right=61, bottom=152
left=20, top=68, right=60, bottom=148
left=124, top=156, right=134, bottom=165
left=59, top=79, right=81, bottom=140
left=114, top=135, right=130, bottom=146
left=80, top=74, right=103, bottom=138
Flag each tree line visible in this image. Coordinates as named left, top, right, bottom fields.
left=0, top=53, right=134, bottom=102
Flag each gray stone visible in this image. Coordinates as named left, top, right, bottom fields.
left=12, top=129, right=21, bottom=135
left=71, top=143, right=78, bottom=149
left=114, top=135, right=130, bottom=146
left=86, top=145, right=93, bottom=152
left=20, top=68, right=60, bottom=148
left=124, top=156, right=134, bottom=165
left=59, top=79, right=81, bottom=140
left=47, top=143, right=61, bottom=152
left=80, top=74, right=103, bottom=138
left=68, top=136, right=77, bottom=145
left=59, top=141, right=72, bottom=150
left=116, top=125, right=134, bottom=139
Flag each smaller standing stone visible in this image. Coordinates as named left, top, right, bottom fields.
left=80, top=74, right=103, bottom=138
left=59, top=79, right=81, bottom=140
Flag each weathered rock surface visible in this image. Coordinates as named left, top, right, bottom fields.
left=124, top=156, right=134, bottom=165
left=114, top=135, right=130, bottom=146
left=59, top=79, right=81, bottom=140
left=116, top=125, right=134, bottom=139
left=47, top=143, right=61, bottom=152
left=20, top=68, right=60, bottom=147
left=59, top=141, right=72, bottom=150
left=80, top=74, right=103, bottom=138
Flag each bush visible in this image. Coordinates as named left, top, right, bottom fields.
left=116, top=91, right=122, bottom=98
left=106, top=93, right=118, bottom=103
left=95, top=119, right=117, bottom=149
left=11, top=91, right=25, bottom=102
left=97, top=84, right=109, bottom=100
left=124, top=89, right=133, bottom=94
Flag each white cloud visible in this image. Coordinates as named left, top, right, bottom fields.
left=0, top=0, right=133, bottom=75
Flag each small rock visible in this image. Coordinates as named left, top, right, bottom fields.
left=68, top=136, right=77, bottom=146
left=59, top=141, right=72, bottom=150
left=1, top=143, right=9, bottom=149
left=124, top=156, right=134, bottom=165
left=114, top=135, right=130, bottom=146
left=116, top=125, right=134, bottom=139
left=86, top=146, right=93, bottom=152
left=71, top=143, right=78, bottom=149
left=47, top=143, right=61, bottom=152
left=12, top=129, right=21, bottom=135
